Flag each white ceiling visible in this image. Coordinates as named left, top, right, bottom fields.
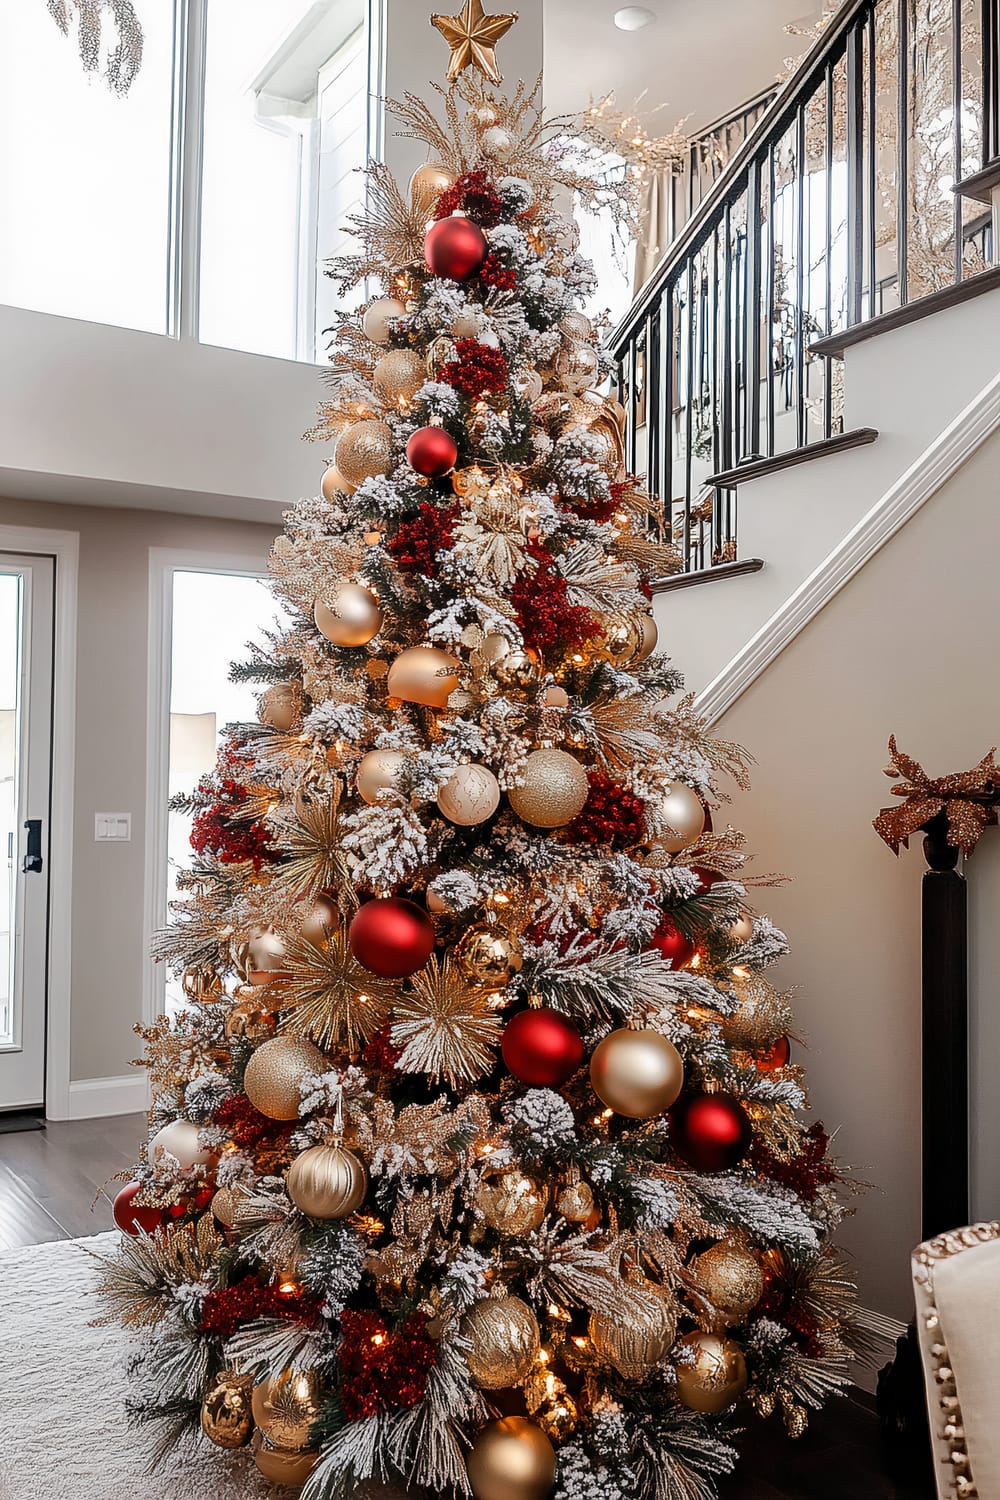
left=543, top=0, right=826, bottom=133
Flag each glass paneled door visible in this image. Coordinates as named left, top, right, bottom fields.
left=0, top=556, right=54, bottom=1113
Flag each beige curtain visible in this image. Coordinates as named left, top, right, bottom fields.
left=633, top=170, right=676, bottom=295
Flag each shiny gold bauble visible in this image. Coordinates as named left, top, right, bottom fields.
left=554, top=340, right=599, bottom=396
left=386, top=645, right=461, bottom=708
left=590, top=1028, right=684, bottom=1119
left=243, top=1036, right=327, bottom=1121
left=225, top=996, right=276, bottom=1042
left=321, top=462, right=353, bottom=501
left=674, top=1332, right=748, bottom=1414
left=252, top=1367, right=323, bottom=1452
left=558, top=311, right=594, bottom=341
left=690, top=1238, right=765, bottom=1330
left=461, top=1295, right=541, bottom=1389
left=452, top=464, right=492, bottom=501
left=356, top=748, right=407, bottom=805
left=555, top=1179, right=594, bottom=1223
left=335, top=419, right=395, bottom=488
left=259, top=681, right=299, bottom=731
left=531, top=1385, right=578, bottom=1442
left=286, top=1142, right=367, bottom=1219
left=210, top=1186, right=238, bottom=1227
left=253, top=1437, right=320, bottom=1487
left=201, top=1371, right=253, bottom=1449
left=149, top=1119, right=216, bottom=1171
left=374, top=348, right=426, bottom=405
left=660, top=782, right=707, bottom=853
left=456, top=923, right=522, bottom=992
left=727, top=912, right=754, bottom=945
left=477, top=1170, right=547, bottom=1236
left=248, top=925, right=287, bottom=973
left=601, top=614, right=644, bottom=667
left=635, top=611, right=658, bottom=662
left=467, top=1417, right=556, bottom=1500
left=481, top=125, right=515, bottom=160
left=508, top=748, right=590, bottom=829
left=493, top=649, right=539, bottom=692
left=409, top=161, right=456, bottom=219
left=362, top=297, right=407, bottom=345
left=296, top=892, right=339, bottom=946
left=589, top=1276, right=678, bottom=1379
left=314, top=583, right=383, bottom=648
left=543, top=685, right=569, bottom=708
left=437, top=764, right=501, bottom=825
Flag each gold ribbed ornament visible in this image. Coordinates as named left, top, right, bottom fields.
left=335, top=419, right=395, bottom=488
left=362, top=297, right=406, bottom=345
left=476, top=1170, right=546, bottom=1236
left=674, top=1331, right=748, bottom=1414
left=466, top=1417, right=556, bottom=1500
left=357, top=748, right=407, bottom=804
left=210, top=1186, right=238, bottom=1228
left=253, top=1439, right=319, bottom=1486
left=243, top=1036, right=328, bottom=1121
left=201, top=1371, right=253, bottom=1449
left=374, top=348, right=426, bottom=405
left=314, top=583, right=382, bottom=648
left=507, top=748, right=589, bottom=829
left=635, top=611, right=658, bottom=662
left=286, top=1142, right=367, bottom=1220
left=690, top=1237, right=765, bottom=1330
left=251, top=1367, right=323, bottom=1452
left=386, top=646, right=460, bottom=708
left=589, top=1273, right=678, bottom=1378
left=455, top=923, right=522, bottom=992
left=660, top=782, right=707, bottom=852
left=460, top=1294, right=541, bottom=1389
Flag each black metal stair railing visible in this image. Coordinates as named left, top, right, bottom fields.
left=613, top=0, right=1000, bottom=581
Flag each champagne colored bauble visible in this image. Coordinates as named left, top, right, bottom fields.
left=502, top=1007, right=584, bottom=1086
left=297, top=892, right=339, bottom=946
left=601, top=614, right=644, bottom=667
left=519, top=368, right=544, bottom=403
left=674, top=1332, right=748, bottom=1414
left=467, top=1417, right=556, bottom=1500
left=406, top=424, right=459, bottom=477
left=243, top=1036, right=327, bottom=1122
left=314, top=583, right=383, bottom=648
left=727, top=912, right=754, bottom=945
left=452, top=308, right=482, bottom=339
left=660, top=782, right=707, bottom=853
left=224, top=996, right=276, bottom=1042
left=543, top=685, right=569, bottom=708
left=461, top=1295, right=541, bottom=1389
left=690, top=1238, right=765, bottom=1330
left=425, top=214, right=488, bottom=282
left=387, top=645, right=460, bottom=708
left=556, top=1178, right=595, bottom=1223
left=589, top=1277, right=678, bottom=1379
left=150, top=1119, right=216, bottom=1172
left=357, top=748, right=407, bottom=805
left=409, top=160, right=457, bottom=219
left=554, top=340, right=599, bottom=396
left=363, top=297, right=406, bottom=345
left=508, top=749, right=589, bottom=829
left=589, top=1029, right=684, bottom=1119
left=477, top=1170, right=546, bottom=1236
left=374, top=348, right=426, bottom=406
left=259, top=682, right=299, bottom=732
left=437, top=764, right=501, bottom=825
left=286, top=1142, right=367, bottom=1220
left=113, top=1182, right=165, bottom=1236
left=480, top=125, right=515, bottom=160
left=493, top=649, right=538, bottom=692
left=669, top=1092, right=752, bottom=1172
left=473, top=103, right=500, bottom=129
left=248, top=925, right=287, bottom=973
left=635, top=611, right=658, bottom=662
left=201, top=1371, right=253, bottom=1449
left=210, top=1186, right=238, bottom=1228
left=253, top=1438, right=319, bottom=1488
left=349, top=896, right=435, bottom=978
left=252, top=1367, right=323, bottom=1452
left=335, top=419, right=395, bottom=488
left=456, top=923, right=523, bottom=992
left=321, top=463, right=353, bottom=501
left=558, top=311, right=594, bottom=341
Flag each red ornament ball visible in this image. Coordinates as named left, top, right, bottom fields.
left=502, top=1007, right=584, bottom=1087
left=113, top=1182, right=166, bottom=1236
left=406, top=425, right=459, bottom=478
left=651, top=915, right=696, bottom=969
left=349, top=897, right=435, bottom=979
left=688, top=866, right=721, bottom=895
left=669, top=1092, right=752, bottom=1172
left=425, top=214, right=488, bottom=281
left=756, top=1035, right=791, bottom=1073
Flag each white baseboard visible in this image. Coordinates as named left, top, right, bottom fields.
left=59, top=1074, right=149, bottom=1121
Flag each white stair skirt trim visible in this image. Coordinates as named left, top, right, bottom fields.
left=63, top=1074, right=149, bottom=1120
left=696, top=369, right=1000, bottom=726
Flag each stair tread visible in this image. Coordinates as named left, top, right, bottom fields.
left=707, top=429, right=878, bottom=489
left=651, top=558, right=764, bottom=594
left=952, top=159, right=1000, bottom=204
left=810, top=266, right=1000, bottom=357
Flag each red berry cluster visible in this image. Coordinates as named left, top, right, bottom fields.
left=434, top=170, right=503, bottom=228
left=363, top=1024, right=403, bottom=1075
left=440, top=339, right=509, bottom=402
left=200, top=1277, right=322, bottom=1338
left=387, top=501, right=458, bottom=576
left=212, top=1095, right=288, bottom=1152
left=753, top=1272, right=825, bottom=1359
left=337, top=1310, right=437, bottom=1420
left=749, top=1122, right=837, bottom=1202
left=570, top=772, right=646, bottom=848
left=479, top=252, right=517, bottom=291
left=190, top=785, right=275, bottom=870
left=512, top=541, right=599, bottom=657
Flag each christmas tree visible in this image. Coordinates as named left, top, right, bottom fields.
left=98, top=16, right=879, bottom=1499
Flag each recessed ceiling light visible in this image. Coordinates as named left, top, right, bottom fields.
left=614, top=6, right=657, bottom=29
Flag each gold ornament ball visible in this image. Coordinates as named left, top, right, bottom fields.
left=243, top=1036, right=328, bottom=1121
left=473, top=103, right=500, bottom=129
left=314, top=583, right=383, bottom=649
left=225, top=997, right=276, bottom=1043
left=508, top=748, right=590, bottom=829
left=248, top=925, right=287, bottom=973
left=286, top=1142, right=367, bottom=1220
left=479, top=632, right=513, bottom=664
left=201, top=1371, right=253, bottom=1449
left=409, top=161, right=456, bottom=219
left=533, top=1388, right=578, bottom=1443
left=259, top=682, right=299, bottom=732
left=519, top=368, right=544, bottom=403
left=727, top=912, right=754, bottom=945
left=493, top=649, right=538, bottom=693
left=461, top=1295, right=541, bottom=1389
left=452, top=308, right=482, bottom=339
left=438, top=764, right=501, bottom=826
left=674, top=1332, right=748, bottom=1414
left=467, top=1417, right=556, bottom=1500
left=558, top=312, right=593, bottom=341
left=556, top=1179, right=594, bottom=1223
left=362, top=297, right=406, bottom=345
left=477, top=1170, right=547, bottom=1236
left=660, top=782, right=707, bottom=853
left=297, top=892, right=339, bottom=946
left=480, top=125, right=515, bottom=160
left=589, top=1277, right=678, bottom=1379
left=335, top=419, right=395, bottom=488
left=543, top=685, right=570, bottom=709
left=150, top=1118, right=216, bottom=1172
left=690, top=1238, right=765, bottom=1330
left=554, top=341, right=599, bottom=396
left=590, top=1028, right=684, bottom=1119
left=456, top=923, right=523, bottom=992
left=252, top=1367, right=323, bottom=1452
left=357, top=748, right=407, bottom=805
left=374, top=348, right=426, bottom=406
left=426, top=882, right=453, bottom=915
left=601, top=615, right=644, bottom=667
left=635, top=611, right=658, bottom=662
left=321, top=462, right=353, bottom=501
left=253, top=1438, right=319, bottom=1488
left=387, top=645, right=461, bottom=708
left=210, top=1186, right=238, bottom=1228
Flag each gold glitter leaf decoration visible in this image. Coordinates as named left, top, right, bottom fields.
left=280, top=931, right=399, bottom=1054
left=391, top=954, right=502, bottom=1086
left=873, top=735, right=1000, bottom=857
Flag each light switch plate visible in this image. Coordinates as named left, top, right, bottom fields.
left=95, top=813, right=132, bottom=842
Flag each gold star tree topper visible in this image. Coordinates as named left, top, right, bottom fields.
left=431, top=0, right=518, bottom=86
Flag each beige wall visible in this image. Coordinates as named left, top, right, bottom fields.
left=715, top=431, right=1000, bottom=1320
left=0, top=498, right=278, bottom=1086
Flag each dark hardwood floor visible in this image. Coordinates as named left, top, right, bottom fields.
left=0, top=1113, right=934, bottom=1499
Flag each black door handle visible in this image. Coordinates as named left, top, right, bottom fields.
left=23, top=819, right=43, bottom=874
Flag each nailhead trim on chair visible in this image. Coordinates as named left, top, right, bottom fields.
left=913, top=1222, right=1000, bottom=1498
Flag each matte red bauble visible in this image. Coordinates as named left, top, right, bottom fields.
left=502, top=1008, right=584, bottom=1087
left=756, top=1035, right=791, bottom=1073
left=349, top=897, right=435, bottom=979
left=113, top=1182, right=165, bottom=1236
left=425, top=214, right=488, bottom=281
left=651, top=917, right=696, bottom=969
left=669, top=1093, right=752, bottom=1172
left=407, top=425, right=459, bottom=477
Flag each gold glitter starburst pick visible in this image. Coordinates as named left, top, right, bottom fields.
left=431, top=0, right=518, bottom=86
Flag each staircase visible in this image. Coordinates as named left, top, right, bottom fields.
left=613, top=0, right=1000, bottom=712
